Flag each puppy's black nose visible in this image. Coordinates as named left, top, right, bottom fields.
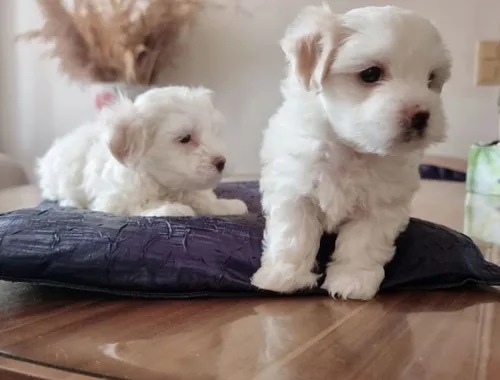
left=410, top=111, right=430, bottom=131
left=213, top=157, right=226, bottom=173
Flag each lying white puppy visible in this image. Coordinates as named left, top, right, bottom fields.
left=252, top=5, right=452, bottom=300
left=38, top=86, right=248, bottom=217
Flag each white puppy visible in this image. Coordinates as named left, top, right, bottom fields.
left=252, top=5, right=451, bottom=300
left=37, top=86, right=248, bottom=217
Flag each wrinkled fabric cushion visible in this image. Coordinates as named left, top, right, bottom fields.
left=419, top=164, right=466, bottom=182
left=0, top=181, right=499, bottom=298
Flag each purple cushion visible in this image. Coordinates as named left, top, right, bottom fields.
left=419, top=164, right=466, bottom=182
left=0, top=181, right=498, bottom=298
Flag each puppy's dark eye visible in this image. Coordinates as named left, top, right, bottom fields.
left=179, top=134, right=191, bottom=144
left=428, top=72, right=436, bottom=87
left=359, top=66, right=383, bottom=84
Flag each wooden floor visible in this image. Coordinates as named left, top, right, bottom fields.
left=1, top=282, right=500, bottom=380
left=1, top=180, right=500, bottom=379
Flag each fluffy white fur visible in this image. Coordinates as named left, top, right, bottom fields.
left=252, top=5, right=452, bottom=300
left=37, top=86, right=248, bottom=217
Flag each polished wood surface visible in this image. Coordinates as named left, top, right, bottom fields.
left=1, top=180, right=499, bottom=380
left=0, top=356, right=95, bottom=380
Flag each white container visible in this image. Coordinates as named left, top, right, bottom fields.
left=464, top=192, right=500, bottom=245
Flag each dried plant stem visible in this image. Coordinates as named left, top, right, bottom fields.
left=18, top=0, right=204, bottom=85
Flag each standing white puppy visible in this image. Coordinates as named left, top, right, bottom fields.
left=252, top=5, right=452, bottom=300
left=38, top=86, right=248, bottom=217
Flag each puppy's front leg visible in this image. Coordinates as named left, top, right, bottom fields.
left=321, top=207, right=409, bottom=300
left=92, top=194, right=196, bottom=217
left=252, top=197, right=323, bottom=293
left=192, top=190, right=248, bottom=216
left=139, top=202, right=196, bottom=217
left=210, top=198, right=248, bottom=216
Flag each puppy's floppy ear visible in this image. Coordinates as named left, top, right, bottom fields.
left=100, top=98, right=152, bottom=167
left=281, top=4, right=340, bottom=90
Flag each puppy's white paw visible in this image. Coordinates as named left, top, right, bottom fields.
left=142, top=204, right=196, bottom=217
left=252, top=262, right=319, bottom=293
left=321, top=262, right=384, bottom=300
left=221, top=199, right=248, bottom=215
left=59, top=199, right=80, bottom=208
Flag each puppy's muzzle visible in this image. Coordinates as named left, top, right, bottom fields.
left=410, top=111, right=430, bottom=132
left=402, top=105, right=430, bottom=137
left=213, top=157, right=226, bottom=173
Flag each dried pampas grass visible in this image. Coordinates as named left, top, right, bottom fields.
left=18, top=0, right=204, bottom=85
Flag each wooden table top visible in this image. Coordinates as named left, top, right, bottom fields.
left=1, top=181, right=499, bottom=380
